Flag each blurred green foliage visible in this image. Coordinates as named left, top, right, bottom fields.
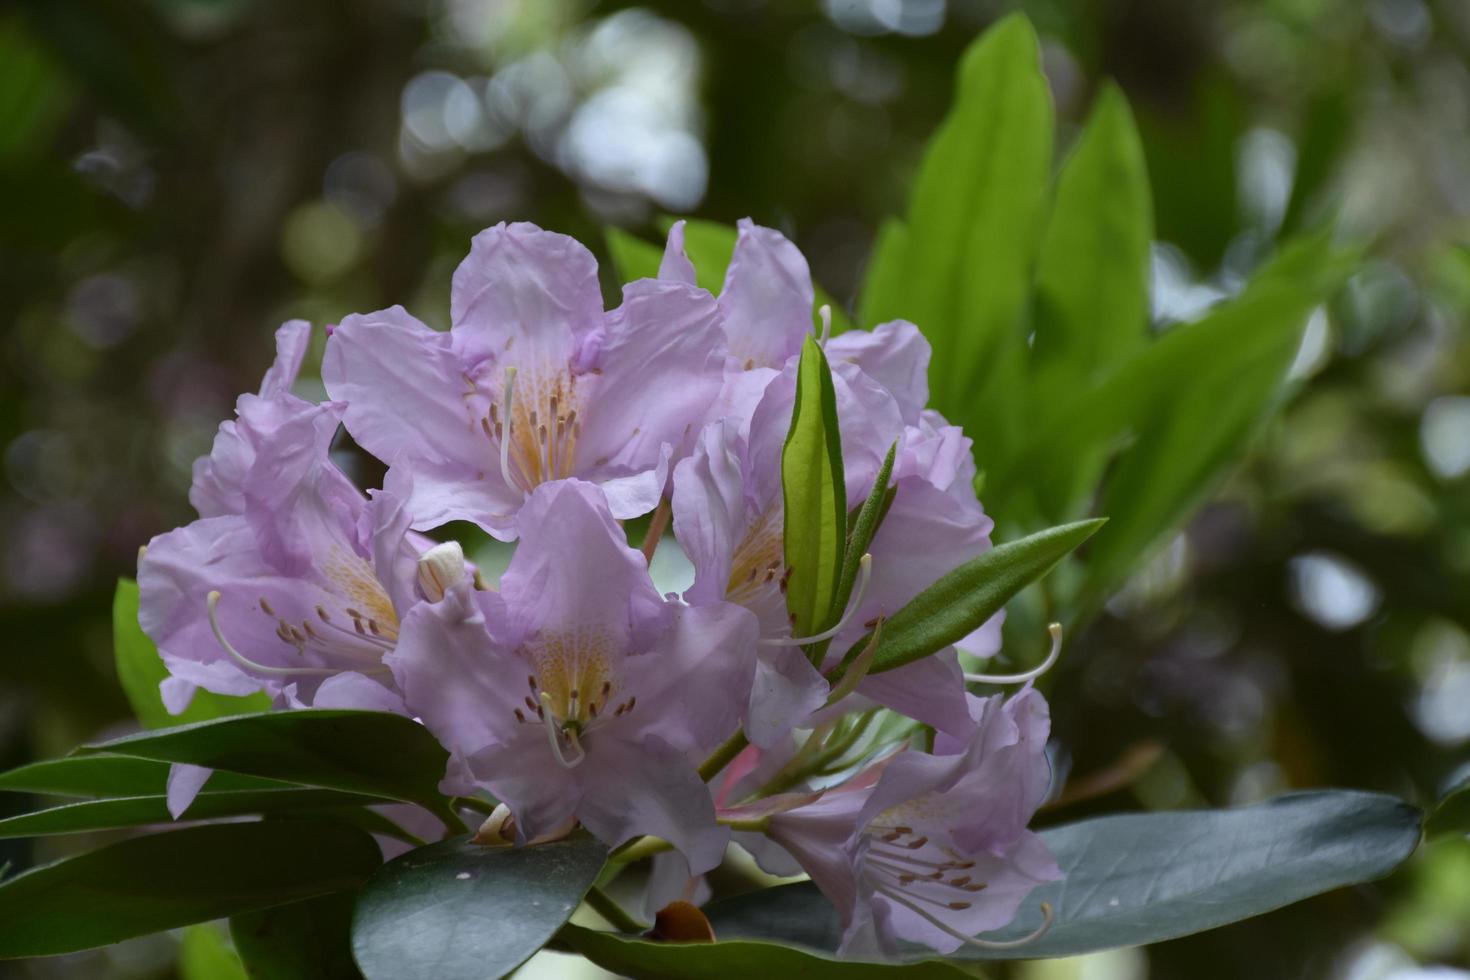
left=1, top=0, right=1468, bottom=977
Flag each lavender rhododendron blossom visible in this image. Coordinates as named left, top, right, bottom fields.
left=727, top=687, right=1060, bottom=957
left=139, top=401, right=436, bottom=713
left=135, top=218, right=1062, bottom=961
left=673, top=360, right=999, bottom=744
left=388, top=479, right=756, bottom=873
left=323, top=222, right=727, bottom=539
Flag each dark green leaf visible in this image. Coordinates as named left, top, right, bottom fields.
left=0, top=754, right=283, bottom=799
left=701, top=791, right=1421, bottom=961
left=1030, top=82, right=1152, bottom=416
left=233, top=892, right=364, bottom=980
left=0, top=818, right=382, bottom=958
left=76, top=710, right=457, bottom=826
left=844, top=519, right=1104, bottom=675
left=559, top=922, right=975, bottom=979
left=114, top=578, right=271, bottom=729
left=1426, top=776, right=1470, bottom=839
left=0, top=786, right=388, bottom=838
left=867, top=13, right=1053, bottom=466
left=783, top=336, right=847, bottom=639
left=351, top=834, right=607, bottom=980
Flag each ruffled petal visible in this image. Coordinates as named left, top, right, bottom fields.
left=718, top=219, right=813, bottom=371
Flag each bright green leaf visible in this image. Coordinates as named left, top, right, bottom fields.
left=844, top=518, right=1104, bottom=675
left=114, top=578, right=270, bottom=729
left=180, top=924, right=249, bottom=980
left=855, top=219, right=909, bottom=331
left=0, top=754, right=280, bottom=798
left=1031, top=82, right=1152, bottom=415
left=76, top=710, right=458, bottom=827
left=232, top=892, right=364, bottom=980
left=351, top=834, right=607, bottom=980
left=0, top=819, right=382, bottom=958
left=783, top=336, right=847, bottom=639
left=868, top=13, right=1053, bottom=467
left=605, top=226, right=664, bottom=283
left=701, top=791, right=1421, bottom=961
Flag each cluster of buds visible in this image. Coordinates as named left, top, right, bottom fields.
left=138, top=220, right=1060, bottom=955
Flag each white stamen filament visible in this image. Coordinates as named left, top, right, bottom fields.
left=964, top=623, right=1063, bottom=686
left=877, top=885, right=1055, bottom=951
left=499, top=366, right=518, bottom=490
left=206, top=591, right=341, bottom=678
left=540, top=692, right=586, bottom=769
left=817, top=304, right=832, bottom=346
left=762, top=553, right=872, bottom=647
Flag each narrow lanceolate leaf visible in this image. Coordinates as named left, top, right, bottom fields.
left=868, top=13, right=1053, bottom=468
left=351, top=834, right=608, bottom=980
left=845, top=519, right=1104, bottom=675
left=783, top=336, right=848, bottom=640
left=0, top=819, right=382, bottom=958
left=835, top=441, right=897, bottom=617
left=232, top=892, right=364, bottom=980
left=559, top=923, right=976, bottom=980
left=76, top=710, right=454, bottom=823
left=114, top=578, right=270, bottom=729
left=1030, top=82, right=1152, bottom=420
left=700, top=791, right=1422, bottom=962
left=0, top=786, right=389, bottom=839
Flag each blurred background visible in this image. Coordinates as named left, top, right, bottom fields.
left=1, top=0, right=1468, bottom=977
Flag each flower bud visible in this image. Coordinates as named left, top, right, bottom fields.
left=417, top=541, right=466, bottom=602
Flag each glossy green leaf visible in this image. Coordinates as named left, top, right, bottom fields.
left=76, top=710, right=458, bottom=826
left=843, top=519, right=1104, bottom=675
left=605, top=226, right=664, bottom=283
left=180, top=924, right=249, bottom=980
left=559, top=923, right=975, bottom=979
left=0, top=785, right=388, bottom=838
left=233, top=892, right=364, bottom=980
left=783, top=336, right=847, bottom=639
left=0, top=753, right=280, bottom=798
left=0, top=818, right=382, bottom=958
left=702, top=791, right=1420, bottom=961
left=351, top=834, right=608, bottom=980
left=868, top=13, right=1053, bottom=466
left=114, top=578, right=270, bottom=729
left=1030, top=83, right=1152, bottom=414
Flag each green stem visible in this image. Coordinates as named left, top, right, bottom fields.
left=584, top=886, right=645, bottom=933
left=697, top=730, right=750, bottom=782
left=608, top=835, right=673, bottom=864
left=717, top=816, right=770, bottom=833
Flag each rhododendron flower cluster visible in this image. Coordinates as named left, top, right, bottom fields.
left=138, top=220, right=1060, bottom=956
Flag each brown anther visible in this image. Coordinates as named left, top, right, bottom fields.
left=588, top=703, right=599, bottom=718
left=368, top=619, right=381, bottom=636
left=905, top=837, right=928, bottom=850
left=898, top=874, right=916, bottom=885
left=950, top=876, right=971, bottom=887
left=489, top=403, right=499, bottom=424
left=353, top=619, right=366, bottom=635
left=303, top=621, right=323, bottom=640
left=317, top=605, right=331, bottom=621
left=601, top=681, right=611, bottom=697
left=481, top=418, right=495, bottom=440
left=863, top=616, right=881, bottom=629
left=624, top=696, right=636, bottom=713
left=927, top=870, right=945, bottom=880
left=952, top=861, right=975, bottom=870
left=345, top=608, right=364, bottom=620
left=259, top=598, right=275, bottom=616
left=514, top=708, right=525, bottom=723
left=947, top=902, right=971, bottom=911
left=962, top=883, right=988, bottom=892
left=524, top=696, right=539, bottom=713
left=528, top=675, right=538, bottom=691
